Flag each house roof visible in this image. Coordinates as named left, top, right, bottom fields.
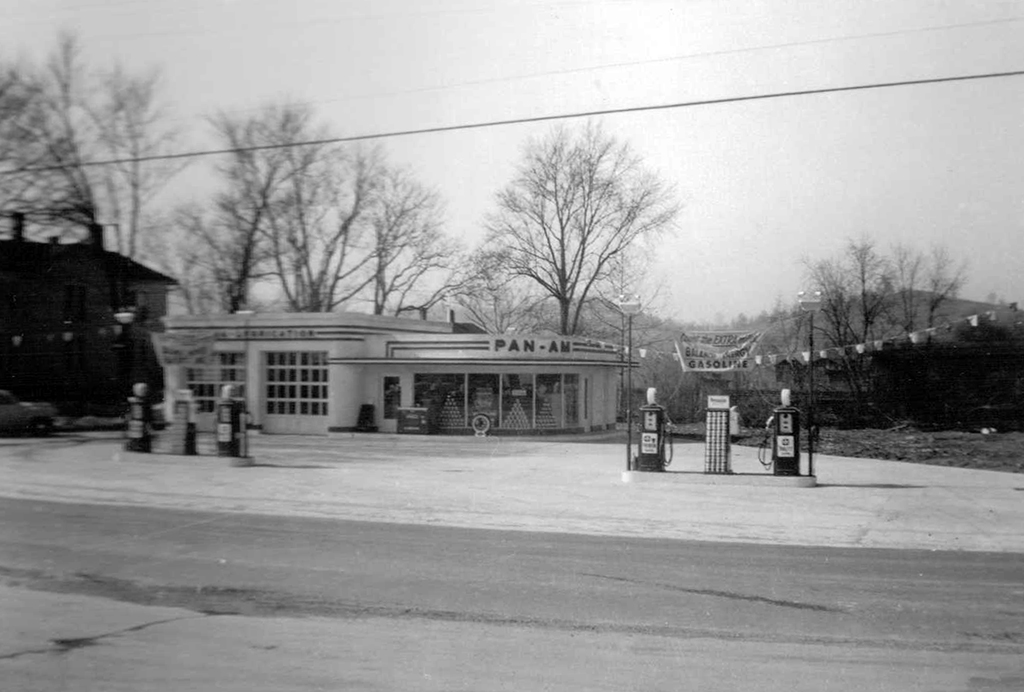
left=0, top=239, right=177, bottom=285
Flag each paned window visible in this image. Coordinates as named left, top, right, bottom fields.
left=265, top=351, right=328, bottom=416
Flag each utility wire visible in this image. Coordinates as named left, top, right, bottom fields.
left=326, top=16, right=1024, bottom=104
left=4, top=68, right=1023, bottom=175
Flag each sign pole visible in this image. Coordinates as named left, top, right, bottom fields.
left=626, top=313, right=634, bottom=471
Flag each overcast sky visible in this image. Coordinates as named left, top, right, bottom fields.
left=4, top=0, right=1023, bottom=323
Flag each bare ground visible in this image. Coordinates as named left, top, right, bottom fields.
left=583, top=424, right=1024, bottom=474
left=732, top=427, right=1024, bottom=474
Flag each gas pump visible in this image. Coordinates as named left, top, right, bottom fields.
left=769, top=389, right=801, bottom=476
left=125, top=382, right=153, bottom=453
left=216, top=385, right=249, bottom=461
left=635, top=388, right=673, bottom=472
left=170, top=388, right=198, bottom=456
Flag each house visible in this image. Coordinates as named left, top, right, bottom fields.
left=0, top=213, right=177, bottom=412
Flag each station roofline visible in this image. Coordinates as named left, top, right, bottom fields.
left=165, top=311, right=480, bottom=334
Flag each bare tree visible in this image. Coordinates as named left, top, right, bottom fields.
left=267, top=139, right=380, bottom=312
left=1, top=34, right=183, bottom=254
left=924, top=245, right=967, bottom=327
left=485, top=123, right=679, bottom=335
left=189, top=104, right=305, bottom=311
left=804, top=237, right=896, bottom=414
left=368, top=165, right=464, bottom=316
left=150, top=205, right=223, bottom=315
left=889, top=243, right=968, bottom=332
left=0, top=59, right=42, bottom=218
left=807, top=237, right=894, bottom=348
left=455, top=247, right=549, bottom=333
left=18, top=34, right=102, bottom=232
left=89, top=63, right=185, bottom=258
left=578, top=246, right=671, bottom=343
left=891, top=243, right=925, bottom=332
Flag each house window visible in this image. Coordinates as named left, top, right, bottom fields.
left=0, top=284, right=13, bottom=321
left=63, top=335, right=85, bottom=373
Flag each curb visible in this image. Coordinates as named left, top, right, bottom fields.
left=622, top=470, right=817, bottom=487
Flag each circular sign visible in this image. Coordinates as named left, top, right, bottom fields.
left=471, top=413, right=492, bottom=436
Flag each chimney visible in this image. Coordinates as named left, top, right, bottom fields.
left=11, top=212, right=25, bottom=242
left=418, top=307, right=427, bottom=321
left=88, top=222, right=104, bottom=250
left=447, top=308, right=456, bottom=323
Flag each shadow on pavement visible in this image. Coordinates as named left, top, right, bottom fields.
left=246, top=463, right=331, bottom=469
left=817, top=483, right=925, bottom=489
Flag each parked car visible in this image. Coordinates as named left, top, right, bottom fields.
left=0, top=390, right=58, bottom=436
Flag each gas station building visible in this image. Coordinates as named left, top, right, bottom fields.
left=161, top=312, right=628, bottom=435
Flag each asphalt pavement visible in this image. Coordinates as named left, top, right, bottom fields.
left=3, top=430, right=1024, bottom=692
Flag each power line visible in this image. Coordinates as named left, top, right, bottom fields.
left=113, top=15, right=1024, bottom=124
left=324, top=16, right=1024, bottom=104
left=4, top=68, right=1023, bottom=175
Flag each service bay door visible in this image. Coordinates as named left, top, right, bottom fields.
left=261, top=351, right=329, bottom=434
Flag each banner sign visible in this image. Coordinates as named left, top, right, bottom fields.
left=676, top=331, right=762, bottom=372
left=152, top=331, right=217, bottom=366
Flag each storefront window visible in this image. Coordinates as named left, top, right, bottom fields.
left=500, top=373, right=534, bottom=429
left=414, top=374, right=465, bottom=430
left=564, top=374, right=579, bottom=427
left=468, top=373, right=499, bottom=423
left=535, top=374, right=562, bottom=429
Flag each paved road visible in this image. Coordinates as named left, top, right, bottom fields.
left=3, top=498, right=1023, bottom=691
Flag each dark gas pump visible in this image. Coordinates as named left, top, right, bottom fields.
left=635, top=388, right=673, bottom=472
left=216, top=385, right=249, bottom=461
left=125, top=382, right=153, bottom=453
left=769, top=389, right=801, bottom=476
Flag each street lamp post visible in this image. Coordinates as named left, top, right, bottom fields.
left=113, top=308, right=137, bottom=399
left=618, top=295, right=642, bottom=471
left=234, top=309, right=255, bottom=406
left=797, top=291, right=822, bottom=477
